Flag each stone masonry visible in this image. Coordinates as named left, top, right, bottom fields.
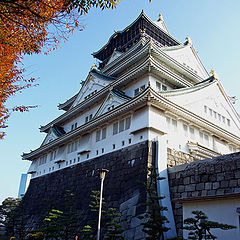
left=168, top=151, right=240, bottom=237
left=167, top=148, right=196, bottom=167
left=21, top=141, right=153, bottom=240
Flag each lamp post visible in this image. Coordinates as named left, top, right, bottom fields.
left=97, top=168, right=109, bottom=240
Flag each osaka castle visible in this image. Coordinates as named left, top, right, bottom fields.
left=21, top=12, right=240, bottom=239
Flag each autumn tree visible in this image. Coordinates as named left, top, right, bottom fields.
left=0, top=0, right=119, bottom=138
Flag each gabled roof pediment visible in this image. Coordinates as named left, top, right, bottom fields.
left=71, top=69, right=116, bottom=108
left=161, top=42, right=209, bottom=79
left=106, top=50, right=123, bottom=66
left=94, top=88, right=132, bottom=118
left=161, top=78, right=240, bottom=135
left=41, top=125, right=66, bottom=146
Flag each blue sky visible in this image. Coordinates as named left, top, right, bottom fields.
left=1, top=0, right=240, bottom=203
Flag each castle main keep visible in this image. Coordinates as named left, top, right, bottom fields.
left=21, top=12, right=240, bottom=239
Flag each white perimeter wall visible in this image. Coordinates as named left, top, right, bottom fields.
left=183, top=199, right=240, bottom=240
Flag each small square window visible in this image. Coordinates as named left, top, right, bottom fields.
left=162, top=85, right=167, bottom=91
left=134, top=88, right=139, bottom=96
left=140, top=135, right=143, bottom=139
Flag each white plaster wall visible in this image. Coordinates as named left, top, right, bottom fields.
left=149, top=75, right=173, bottom=92
left=63, top=103, right=101, bottom=133
left=123, top=75, right=149, bottom=97
left=163, top=45, right=208, bottom=79
left=30, top=109, right=149, bottom=179
left=167, top=82, right=240, bottom=136
left=183, top=199, right=240, bottom=240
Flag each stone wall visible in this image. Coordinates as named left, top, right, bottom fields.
left=21, top=141, right=153, bottom=240
left=168, top=151, right=240, bottom=237
left=167, top=148, right=195, bottom=167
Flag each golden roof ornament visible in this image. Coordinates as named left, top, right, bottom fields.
left=158, top=13, right=164, bottom=21
left=90, top=63, right=96, bottom=72
left=185, top=36, right=192, bottom=45
left=210, top=69, right=219, bottom=80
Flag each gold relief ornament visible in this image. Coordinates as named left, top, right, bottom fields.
left=90, top=63, right=96, bottom=71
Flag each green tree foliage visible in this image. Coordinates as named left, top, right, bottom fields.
left=81, top=190, right=123, bottom=240
left=183, top=210, right=236, bottom=240
left=138, top=167, right=169, bottom=239
left=0, top=197, right=22, bottom=238
left=38, top=190, right=78, bottom=240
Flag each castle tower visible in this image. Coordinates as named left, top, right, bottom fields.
left=21, top=12, right=240, bottom=239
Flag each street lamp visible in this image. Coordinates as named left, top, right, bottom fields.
left=97, top=168, right=109, bottom=240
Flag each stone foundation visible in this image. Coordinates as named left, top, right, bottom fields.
left=167, top=148, right=195, bottom=167
left=21, top=141, right=153, bottom=239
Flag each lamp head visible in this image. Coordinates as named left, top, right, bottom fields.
left=97, top=168, right=109, bottom=180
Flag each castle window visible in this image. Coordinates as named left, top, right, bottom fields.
left=204, top=105, right=207, bottom=113
left=128, top=138, right=131, bottom=144
left=204, top=134, right=209, bottom=146
left=222, top=116, right=226, bottom=123
left=156, top=81, right=161, bottom=91
left=156, top=81, right=167, bottom=91
left=213, top=111, right=217, bottom=118
left=96, top=150, right=99, bottom=155
left=172, top=119, right=177, bottom=131
left=134, top=88, right=139, bottom=96
left=66, top=161, right=68, bottom=166
left=113, top=144, right=115, bottom=149
left=75, top=122, right=77, bottom=129
left=70, top=160, right=72, bottom=164
left=78, top=156, right=80, bottom=162
left=227, top=119, right=231, bottom=126
left=102, top=128, right=107, bottom=139
left=189, top=127, right=195, bottom=139
left=162, top=84, right=167, bottom=91
left=119, top=120, right=125, bottom=132
left=102, top=148, right=104, bottom=153
left=122, top=141, right=125, bottom=146
left=125, top=117, right=131, bottom=130
left=50, top=150, right=57, bottom=161
left=85, top=116, right=88, bottom=123
left=183, top=124, right=188, bottom=136
left=89, top=114, right=93, bottom=120
left=113, top=122, right=118, bottom=135
left=87, top=153, right=89, bottom=159
left=96, top=130, right=101, bottom=142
